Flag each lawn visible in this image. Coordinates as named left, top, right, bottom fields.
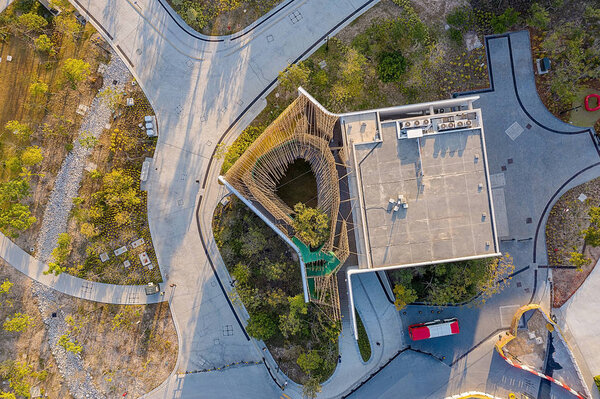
left=165, top=0, right=281, bottom=35
left=0, top=0, right=107, bottom=251
left=213, top=197, right=339, bottom=386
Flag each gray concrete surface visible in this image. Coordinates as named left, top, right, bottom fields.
left=355, top=127, right=496, bottom=267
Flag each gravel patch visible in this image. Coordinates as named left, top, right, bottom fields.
left=32, top=281, right=106, bottom=399
left=35, top=50, right=131, bottom=263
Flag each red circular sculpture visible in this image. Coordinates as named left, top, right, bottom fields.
left=584, top=93, right=600, bottom=112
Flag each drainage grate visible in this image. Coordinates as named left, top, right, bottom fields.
left=526, top=123, right=532, bottom=129
left=501, top=165, right=507, bottom=171
left=223, top=325, right=234, bottom=336
left=507, top=158, right=513, bottom=164
left=289, top=10, right=303, bottom=24
left=526, top=217, right=532, bottom=224
left=266, top=34, right=274, bottom=43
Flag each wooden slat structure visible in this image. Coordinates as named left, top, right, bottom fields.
left=224, top=93, right=349, bottom=321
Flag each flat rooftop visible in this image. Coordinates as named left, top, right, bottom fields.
left=344, top=101, right=499, bottom=269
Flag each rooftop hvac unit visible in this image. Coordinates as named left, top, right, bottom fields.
left=414, top=120, right=420, bottom=126
left=457, top=121, right=463, bottom=127
left=404, top=121, right=411, bottom=127
left=466, top=120, right=472, bottom=126
left=440, top=123, right=447, bottom=129
left=423, top=119, right=429, bottom=125
left=448, top=122, right=455, bottom=128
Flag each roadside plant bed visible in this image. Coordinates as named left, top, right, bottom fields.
left=387, top=255, right=514, bottom=308
left=355, top=311, right=371, bottom=362
left=166, top=0, right=281, bottom=36
left=66, top=84, right=160, bottom=285
left=545, top=177, right=600, bottom=307
left=0, top=0, right=108, bottom=251
left=0, top=261, right=68, bottom=398
left=213, top=197, right=339, bottom=386
left=219, top=0, right=490, bottom=174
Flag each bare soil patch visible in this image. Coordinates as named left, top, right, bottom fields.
left=0, top=260, right=177, bottom=398
left=52, top=294, right=177, bottom=398
left=546, top=177, right=600, bottom=307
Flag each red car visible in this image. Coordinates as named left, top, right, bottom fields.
left=408, top=318, right=460, bottom=341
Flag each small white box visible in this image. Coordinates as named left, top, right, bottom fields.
left=114, top=246, right=127, bottom=256
left=123, top=260, right=131, bottom=268
left=139, top=251, right=151, bottom=266
left=131, top=238, right=145, bottom=248
left=99, top=252, right=109, bottom=262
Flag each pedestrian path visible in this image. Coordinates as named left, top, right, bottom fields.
left=0, top=232, right=163, bottom=304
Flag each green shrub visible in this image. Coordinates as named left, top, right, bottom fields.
left=594, top=375, right=600, bottom=393
left=246, top=312, right=278, bottom=341
left=490, top=8, right=520, bottom=34
left=376, top=51, right=407, bottom=83
left=355, top=311, right=371, bottom=362
left=448, top=28, right=463, bottom=45
left=446, top=7, right=470, bottom=29
left=221, top=125, right=264, bottom=174
left=527, top=3, right=550, bottom=30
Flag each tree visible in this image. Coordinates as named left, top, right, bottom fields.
left=0, top=180, right=30, bottom=203
left=476, top=254, right=515, bottom=304
left=570, top=252, right=590, bottom=271
left=21, top=146, right=43, bottom=166
left=302, top=377, right=322, bottom=399
left=0, top=391, right=16, bottom=399
left=3, top=313, right=31, bottom=332
left=297, top=350, right=322, bottom=374
left=34, top=34, right=55, bottom=55
left=101, top=169, right=140, bottom=208
left=240, top=226, right=267, bottom=257
left=51, top=233, right=71, bottom=265
left=377, top=51, right=407, bottom=83
left=0, top=279, right=12, bottom=295
left=4, top=121, right=31, bottom=140
left=29, top=80, right=48, bottom=98
left=527, top=3, right=550, bottom=30
left=393, top=283, right=418, bottom=310
left=0, top=203, right=36, bottom=237
left=278, top=62, right=310, bottom=93
left=583, top=207, right=600, bottom=246
left=279, top=294, right=308, bottom=338
left=232, top=262, right=251, bottom=285
left=17, top=13, right=48, bottom=32
left=246, top=312, right=278, bottom=341
left=292, top=203, right=329, bottom=248
left=62, top=58, right=91, bottom=87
